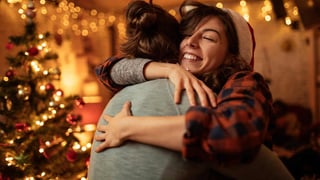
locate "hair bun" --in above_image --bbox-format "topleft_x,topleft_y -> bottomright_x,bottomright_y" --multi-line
126,1 -> 157,31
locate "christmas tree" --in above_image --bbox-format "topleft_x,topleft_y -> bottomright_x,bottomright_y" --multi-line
0,0 -> 90,179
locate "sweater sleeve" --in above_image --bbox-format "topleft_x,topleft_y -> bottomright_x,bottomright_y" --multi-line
182,71 -> 273,165
111,58 -> 152,85
95,57 -> 152,92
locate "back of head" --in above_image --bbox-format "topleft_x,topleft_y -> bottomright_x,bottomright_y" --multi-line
121,0 -> 181,63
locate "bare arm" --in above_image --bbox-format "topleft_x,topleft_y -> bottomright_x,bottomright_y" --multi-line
94,102 -> 184,152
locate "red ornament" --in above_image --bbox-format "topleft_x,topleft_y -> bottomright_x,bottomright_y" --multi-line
15,123 -> 29,132
54,33 -> 63,46
75,97 -> 85,108
25,9 -> 36,19
86,156 -> 90,167
65,148 -> 77,162
66,114 -> 81,125
45,83 -> 55,91
27,47 -> 39,56
5,42 -> 14,50
5,69 -> 15,79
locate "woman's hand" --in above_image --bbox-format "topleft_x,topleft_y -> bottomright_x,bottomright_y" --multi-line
94,101 -> 132,152
167,64 -> 216,107
144,62 -> 216,107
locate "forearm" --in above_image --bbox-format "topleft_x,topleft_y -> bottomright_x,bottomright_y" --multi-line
143,62 -> 180,80
112,59 -> 185,85
124,115 -> 185,151
110,58 -> 152,85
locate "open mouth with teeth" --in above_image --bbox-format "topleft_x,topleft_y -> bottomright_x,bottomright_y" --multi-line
182,53 -> 202,61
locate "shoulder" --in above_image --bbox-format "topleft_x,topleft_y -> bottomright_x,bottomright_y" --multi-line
224,71 -> 268,88
221,71 -> 273,102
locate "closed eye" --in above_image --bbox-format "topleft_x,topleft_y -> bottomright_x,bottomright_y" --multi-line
203,36 -> 216,42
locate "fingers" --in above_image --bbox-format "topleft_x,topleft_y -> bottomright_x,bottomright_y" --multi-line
94,129 -> 109,152
122,101 -> 132,115
103,115 -> 111,122
185,87 -> 196,106
206,89 -> 217,107
96,125 -> 107,132
197,82 -> 217,107
186,81 -> 217,107
95,131 -> 107,141
174,83 -> 182,104
95,141 -> 109,152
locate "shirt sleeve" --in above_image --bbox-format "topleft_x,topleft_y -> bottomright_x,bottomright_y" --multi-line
95,57 -> 151,93
182,71 -> 273,165
111,58 -> 152,85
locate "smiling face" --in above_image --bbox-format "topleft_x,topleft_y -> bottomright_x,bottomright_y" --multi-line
179,16 -> 228,75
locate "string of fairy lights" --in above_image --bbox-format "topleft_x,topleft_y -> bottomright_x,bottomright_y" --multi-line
5,0 -> 315,39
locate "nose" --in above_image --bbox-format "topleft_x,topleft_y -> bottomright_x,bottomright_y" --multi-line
186,35 -> 198,48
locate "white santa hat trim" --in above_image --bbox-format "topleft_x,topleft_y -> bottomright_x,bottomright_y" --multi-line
223,8 -> 255,68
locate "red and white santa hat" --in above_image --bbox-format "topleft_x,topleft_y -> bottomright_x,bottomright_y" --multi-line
223,8 -> 256,68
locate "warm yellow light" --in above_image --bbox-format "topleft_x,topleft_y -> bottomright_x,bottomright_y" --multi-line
68,2 -> 75,8
90,9 -> 98,16
244,15 -> 249,22
216,2 -> 223,8
168,9 -> 176,16
73,142 -> 81,150
43,70 -> 49,75
31,60 -> 42,72
108,15 -> 116,23
40,7 -> 47,15
240,0 -> 247,7
285,16 -> 292,25
81,146 -> 87,151
42,114 -> 48,121
5,157 -> 13,162
81,29 -> 89,36
36,120 -> 44,126
98,19 -> 106,26
3,76 -> 9,82
265,15 -> 272,22
57,28 -> 64,35
7,0 -> 22,3
38,34 -> 44,39
59,103 -> 65,109
48,101 -> 55,106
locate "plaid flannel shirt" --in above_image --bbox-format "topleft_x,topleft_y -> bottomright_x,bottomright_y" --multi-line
183,71 -> 273,165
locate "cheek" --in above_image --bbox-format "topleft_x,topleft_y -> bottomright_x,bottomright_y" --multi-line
179,40 -> 187,51
203,52 -> 224,72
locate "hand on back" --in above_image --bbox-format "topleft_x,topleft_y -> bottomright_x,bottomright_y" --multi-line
167,64 -> 217,107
